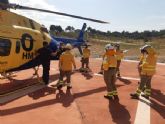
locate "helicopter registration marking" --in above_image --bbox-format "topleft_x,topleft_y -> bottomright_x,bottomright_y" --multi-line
22,52 -> 34,60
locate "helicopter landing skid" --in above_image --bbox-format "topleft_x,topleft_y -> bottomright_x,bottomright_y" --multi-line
0,72 -> 16,80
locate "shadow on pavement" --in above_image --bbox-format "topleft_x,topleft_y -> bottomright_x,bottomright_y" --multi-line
117,77 -> 132,85
138,88 -> 165,119
1,83 -> 124,116
109,100 -> 131,124
28,87 -> 56,100
0,73 -> 60,95
80,72 -> 93,80
56,89 -> 74,107
1,89 -> 74,116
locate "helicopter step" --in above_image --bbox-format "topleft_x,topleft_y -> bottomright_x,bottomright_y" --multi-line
0,72 -> 17,80
0,82 -> 45,104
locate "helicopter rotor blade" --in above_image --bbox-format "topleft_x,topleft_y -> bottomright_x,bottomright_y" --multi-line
2,3 -> 109,24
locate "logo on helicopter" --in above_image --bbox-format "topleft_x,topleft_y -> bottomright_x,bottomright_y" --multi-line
21,33 -> 34,60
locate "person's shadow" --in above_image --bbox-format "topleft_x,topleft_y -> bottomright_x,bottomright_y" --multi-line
109,100 -> 131,124
28,87 -> 56,100
117,77 -> 132,85
139,88 -> 165,119
151,89 -> 165,105
56,89 -> 74,107
79,68 -> 93,80
81,72 -> 93,80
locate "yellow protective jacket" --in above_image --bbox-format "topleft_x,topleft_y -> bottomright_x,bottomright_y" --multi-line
139,54 -> 145,62
140,54 -> 157,76
83,48 -> 90,58
116,50 -> 124,60
59,51 -> 76,71
102,53 -> 117,70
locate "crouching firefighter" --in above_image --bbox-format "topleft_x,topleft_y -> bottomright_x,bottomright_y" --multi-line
103,44 -> 119,100
130,45 -> 157,99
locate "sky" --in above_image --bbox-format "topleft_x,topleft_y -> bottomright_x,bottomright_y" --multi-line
9,0 -> 165,32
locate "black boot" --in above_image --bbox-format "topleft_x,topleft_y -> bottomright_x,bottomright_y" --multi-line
113,95 -> 119,100
117,73 -> 121,77
141,94 -> 149,99
130,93 -> 139,99
104,95 -> 113,100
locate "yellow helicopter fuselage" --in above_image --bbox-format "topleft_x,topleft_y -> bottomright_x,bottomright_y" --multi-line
0,10 -> 52,73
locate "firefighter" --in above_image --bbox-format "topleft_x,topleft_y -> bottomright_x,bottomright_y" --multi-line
115,43 -> 124,77
80,44 -> 91,72
57,43 -> 76,89
130,45 -> 157,99
103,44 -> 119,100
138,46 -> 147,77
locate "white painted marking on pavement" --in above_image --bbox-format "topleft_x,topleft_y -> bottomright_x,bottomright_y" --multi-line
119,76 -> 140,81
124,60 -> 165,65
134,95 -> 151,124
94,58 -> 165,65
94,73 -> 103,76
94,73 -> 140,81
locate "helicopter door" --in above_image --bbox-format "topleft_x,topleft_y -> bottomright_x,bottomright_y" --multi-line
0,38 -> 11,72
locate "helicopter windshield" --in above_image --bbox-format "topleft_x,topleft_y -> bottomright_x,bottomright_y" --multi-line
0,38 -> 11,56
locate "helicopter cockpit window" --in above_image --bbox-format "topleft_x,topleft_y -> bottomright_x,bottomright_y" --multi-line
16,41 -> 21,53
0,38 -> 11,56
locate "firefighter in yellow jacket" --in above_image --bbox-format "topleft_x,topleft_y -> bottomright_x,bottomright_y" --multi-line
138,47 -> 147,77
115,43 -> 124,77
57,43 -> 76,89
80,44 -> 91,71
130,45 -> 157,99
103,44 -> 119,100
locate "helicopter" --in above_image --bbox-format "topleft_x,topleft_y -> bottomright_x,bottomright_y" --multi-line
0,0 -> 108,79
50,23 -> 87,55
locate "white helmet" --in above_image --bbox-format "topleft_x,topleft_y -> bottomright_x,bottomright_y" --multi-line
140,45 -> 151,50
105,44 -> 114,50
65,43 -> 72,50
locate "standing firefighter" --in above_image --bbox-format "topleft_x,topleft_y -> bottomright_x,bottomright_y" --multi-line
103,44 -> 119,100
57,43 -> 76,89
130,45 -> 157,99
138,47 -> 147,77
115,43 -> 124,77
80,44 -> 91,72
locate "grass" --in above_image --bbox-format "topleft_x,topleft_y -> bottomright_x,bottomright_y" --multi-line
86,38 -> 165,63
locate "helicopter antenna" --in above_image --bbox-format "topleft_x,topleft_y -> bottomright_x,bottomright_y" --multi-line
0,2 -> 109,24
